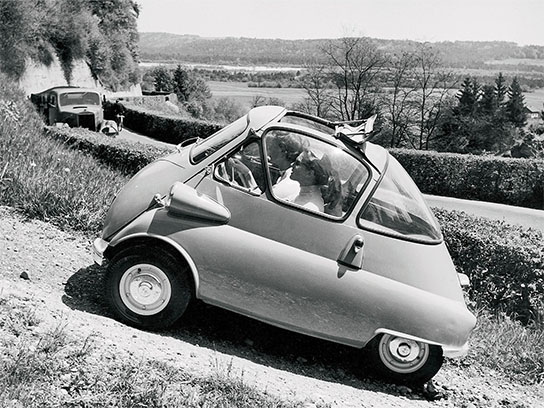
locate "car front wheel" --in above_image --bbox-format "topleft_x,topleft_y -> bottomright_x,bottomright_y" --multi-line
367,334 -> 443,385
105,247 -> 192,330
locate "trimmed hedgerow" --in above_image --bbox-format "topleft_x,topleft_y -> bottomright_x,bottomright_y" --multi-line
103,102 -> 223,145
390,148 -> 544,210
434,208 -> 544,324
46,126 -> 174,175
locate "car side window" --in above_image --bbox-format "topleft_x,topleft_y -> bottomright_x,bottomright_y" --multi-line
264,130 -> 369,218
214,141 -> 264,195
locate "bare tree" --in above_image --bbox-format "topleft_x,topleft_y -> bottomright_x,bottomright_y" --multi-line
386,52 -> 419,147
413,44 -> 458,149
300,62 -> 333,118
322,37 -> 387,121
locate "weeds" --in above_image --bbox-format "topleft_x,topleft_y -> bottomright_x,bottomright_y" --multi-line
464,312 -> 544,384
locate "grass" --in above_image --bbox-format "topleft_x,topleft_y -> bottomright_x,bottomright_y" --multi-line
460,311 -> 544,385
0,294 -> 322,408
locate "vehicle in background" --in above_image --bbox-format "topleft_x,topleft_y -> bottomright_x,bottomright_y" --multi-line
30,86 -> 104,131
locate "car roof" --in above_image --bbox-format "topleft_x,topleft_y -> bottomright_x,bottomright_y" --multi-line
246,106 -> 388,172
38,86 -> 101,95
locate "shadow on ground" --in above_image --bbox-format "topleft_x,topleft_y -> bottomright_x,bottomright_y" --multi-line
63,264 -> 436,401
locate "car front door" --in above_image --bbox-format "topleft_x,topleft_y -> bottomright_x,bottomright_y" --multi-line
191,132 -> 379,345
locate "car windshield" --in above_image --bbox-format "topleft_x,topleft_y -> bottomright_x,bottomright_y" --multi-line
359,156 -> 442,243
191,115 -> 249,163
59,92 -> 100,106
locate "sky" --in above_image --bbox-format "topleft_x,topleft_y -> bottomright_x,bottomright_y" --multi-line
135,0 -> 544,46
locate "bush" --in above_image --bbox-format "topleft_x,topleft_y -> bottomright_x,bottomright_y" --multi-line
434,208 -> 544,324
391,148 -> 544,210
46,126 -> 174,175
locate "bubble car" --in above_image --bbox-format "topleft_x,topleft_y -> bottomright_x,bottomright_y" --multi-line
92,106 -> 476,384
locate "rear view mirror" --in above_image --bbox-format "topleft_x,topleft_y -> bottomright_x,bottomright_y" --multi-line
166,182 -> 230,224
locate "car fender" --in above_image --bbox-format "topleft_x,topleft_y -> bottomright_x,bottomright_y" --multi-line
372,328 -> 469,358
106,210 -> 201,295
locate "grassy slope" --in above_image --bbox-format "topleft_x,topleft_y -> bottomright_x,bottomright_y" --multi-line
0,78 -> 129,232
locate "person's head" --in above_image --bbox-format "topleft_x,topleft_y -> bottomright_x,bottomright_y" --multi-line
291,150 -> 330,186
267,133 -> 305,171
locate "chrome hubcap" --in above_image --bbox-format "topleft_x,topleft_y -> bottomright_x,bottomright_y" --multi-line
119,264 -> 171,316
378,334 -> 430,373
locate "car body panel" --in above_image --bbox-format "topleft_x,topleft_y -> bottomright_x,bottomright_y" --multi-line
102,204 -> 475,351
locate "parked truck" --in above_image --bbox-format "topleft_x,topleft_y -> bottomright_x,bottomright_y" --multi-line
30,86 -> 104,131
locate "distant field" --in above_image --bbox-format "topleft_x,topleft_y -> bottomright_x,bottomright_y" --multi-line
487,58 -> 544,66
208,81 -> 306,109
209,80 -> 544,113
524,87 -> 544,111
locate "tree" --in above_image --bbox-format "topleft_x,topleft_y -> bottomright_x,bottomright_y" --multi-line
152,66 -> 173,92
385,52 -> 418,147
478,84 -> 496,116
322,37 -> 386,121
0,0 -> 56,78
300,62 -> 333,118
505,77 -> 527,128
494,72 -> 508,109
456,77 -> 480,117
413,44 -> 458,150
0,0 -> 140,88
172,65 -> 190,102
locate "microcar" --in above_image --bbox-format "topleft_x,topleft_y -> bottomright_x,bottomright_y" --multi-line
92,106 -> 476,384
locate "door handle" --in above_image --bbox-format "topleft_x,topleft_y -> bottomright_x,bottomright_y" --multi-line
353,237 -> 364,253
337,234 -> 365,269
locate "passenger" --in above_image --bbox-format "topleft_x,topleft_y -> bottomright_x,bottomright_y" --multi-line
266,133 -> 306,200
289,150 -> 340,214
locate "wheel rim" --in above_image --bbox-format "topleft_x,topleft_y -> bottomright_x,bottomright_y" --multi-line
378,334 -> 430,374
119,263 -> 172,316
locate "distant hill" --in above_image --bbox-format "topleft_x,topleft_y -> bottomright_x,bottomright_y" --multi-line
139,32 -> 544,72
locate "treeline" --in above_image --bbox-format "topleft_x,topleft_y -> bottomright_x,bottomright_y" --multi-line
141,38 -> 544,157
139,33 -> 544,73
0,0 -> 140,90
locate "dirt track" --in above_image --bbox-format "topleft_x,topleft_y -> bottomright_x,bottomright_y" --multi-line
1,205 -> 542,407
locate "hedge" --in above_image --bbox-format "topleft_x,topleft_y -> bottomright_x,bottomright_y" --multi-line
45,126 -> 173,175
103,104 -> 544,210
390,148 -> 544,210
103,101 -> 222,145
435,208 -> 544,324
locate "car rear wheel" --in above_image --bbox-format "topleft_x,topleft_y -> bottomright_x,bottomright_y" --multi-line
367,334 -> 443,385
105,246 -> 192,330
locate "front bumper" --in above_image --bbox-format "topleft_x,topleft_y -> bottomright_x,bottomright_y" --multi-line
92,238 -> 108,265
442,341 -> 470,358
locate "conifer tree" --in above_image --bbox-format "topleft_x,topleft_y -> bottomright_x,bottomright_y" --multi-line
456,77 -> 480,116
505,77 -> 527,128
478,85 -> 496,116
494,72 -> 508,108
173,65 -> 190,102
